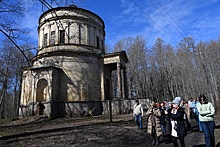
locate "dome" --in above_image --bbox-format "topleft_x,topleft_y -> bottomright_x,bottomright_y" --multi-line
69,4 -> 78,8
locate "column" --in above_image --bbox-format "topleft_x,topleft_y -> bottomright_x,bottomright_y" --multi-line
117,63 -> 122,114
68,22 -> 70,43
123,69 -> 128,99
117,62 -> 122,98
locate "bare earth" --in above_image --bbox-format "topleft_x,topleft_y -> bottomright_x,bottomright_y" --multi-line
0,114 -> 220,147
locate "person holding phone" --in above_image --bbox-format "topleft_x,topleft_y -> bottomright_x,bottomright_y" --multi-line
146,102 -> 162,145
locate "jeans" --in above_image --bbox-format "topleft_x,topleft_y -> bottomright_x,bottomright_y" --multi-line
161,124 -> 166,135
195,115 -> 202,131
134,114 -> 142,129
198,120 -> 203,131
200,121 -> 215,147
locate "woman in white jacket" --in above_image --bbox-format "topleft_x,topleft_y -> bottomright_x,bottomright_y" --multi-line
196,94 -> 215,147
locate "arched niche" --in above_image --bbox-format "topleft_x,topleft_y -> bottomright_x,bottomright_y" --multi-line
36,78 -> 48,102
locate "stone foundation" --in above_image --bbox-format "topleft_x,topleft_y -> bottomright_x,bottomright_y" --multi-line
19,98 -> 151,119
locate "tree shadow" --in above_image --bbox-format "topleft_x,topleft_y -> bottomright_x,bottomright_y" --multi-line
0,125 -> 76,141
193,142 -> 220,147
2,122 -> 143,147
192,145 -> 206,147
215,124 -> 220,129
0,120 -> 120,141
159,134 -> 172,144
190,124 -> 199,132
0,118 -> 136,141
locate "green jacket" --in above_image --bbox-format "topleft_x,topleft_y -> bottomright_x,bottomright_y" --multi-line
196,102 -> 215,122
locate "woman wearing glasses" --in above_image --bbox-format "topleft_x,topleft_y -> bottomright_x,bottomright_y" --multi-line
196,94 -> 215,147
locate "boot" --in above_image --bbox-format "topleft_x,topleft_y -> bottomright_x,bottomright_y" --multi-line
151,136 -> 155,145
155,135 -> 159,145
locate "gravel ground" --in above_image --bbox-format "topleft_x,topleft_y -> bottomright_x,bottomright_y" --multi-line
0,114 -> 219,147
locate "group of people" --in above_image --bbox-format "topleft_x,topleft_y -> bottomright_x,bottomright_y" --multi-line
133,94 -> 216,147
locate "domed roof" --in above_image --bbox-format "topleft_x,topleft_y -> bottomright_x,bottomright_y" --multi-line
69,4 -> 78,8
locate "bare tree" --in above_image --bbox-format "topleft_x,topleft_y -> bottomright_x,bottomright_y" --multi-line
0,0 -> 28,41
113,36 -> 147,99
0,39 -> 34,118
207,39 -> 220,109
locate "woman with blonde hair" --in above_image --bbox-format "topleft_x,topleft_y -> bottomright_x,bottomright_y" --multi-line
146,102 -> 162,146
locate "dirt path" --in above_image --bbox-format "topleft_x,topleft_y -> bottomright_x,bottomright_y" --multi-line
0,114 -> 219,147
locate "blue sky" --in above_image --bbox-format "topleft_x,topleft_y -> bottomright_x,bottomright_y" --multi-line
21,0 -> 220,50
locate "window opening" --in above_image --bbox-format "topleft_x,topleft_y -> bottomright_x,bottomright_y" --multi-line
60,30 -> 65,44
96,36 -> 99,48
51,31 -> 55,45
44,33 -> 48,46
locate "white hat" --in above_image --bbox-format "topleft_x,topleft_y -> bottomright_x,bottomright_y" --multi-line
172,97 -> 182,105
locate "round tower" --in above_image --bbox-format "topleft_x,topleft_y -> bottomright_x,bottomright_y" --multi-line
35,5 -> 105,100
36,5 -> 105,55
20,5 -> 106,118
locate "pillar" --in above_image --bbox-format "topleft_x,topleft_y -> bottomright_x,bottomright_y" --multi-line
123,69 -> 128,99
117,62 -> 122,114
117,62 -> 122,98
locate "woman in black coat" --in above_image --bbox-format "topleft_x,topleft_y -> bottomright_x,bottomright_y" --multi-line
170,97 -> 186,147
160,102 -> 167,136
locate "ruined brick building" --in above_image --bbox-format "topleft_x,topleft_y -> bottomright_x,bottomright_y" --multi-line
19,5 -> 128,118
